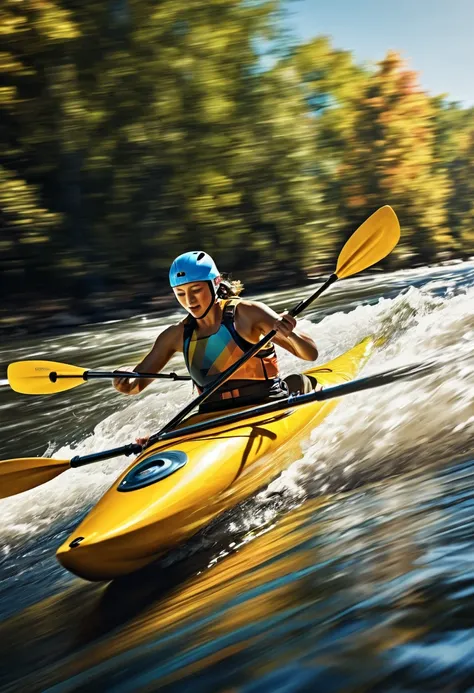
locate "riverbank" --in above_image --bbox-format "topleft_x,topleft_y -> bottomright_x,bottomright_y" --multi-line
1,256 -> 470,340
0,268 -> 318,339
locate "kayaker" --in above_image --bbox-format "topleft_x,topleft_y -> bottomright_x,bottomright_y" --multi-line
114,251 -> 320,412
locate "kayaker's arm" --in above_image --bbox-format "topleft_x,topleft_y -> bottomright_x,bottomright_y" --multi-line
235,301 -> 318,362
273,312 -> 318,361
113,324 -> 183,395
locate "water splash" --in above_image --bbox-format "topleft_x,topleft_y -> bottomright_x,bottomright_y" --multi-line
254,282 -> 473,520
1,263 -> 473,556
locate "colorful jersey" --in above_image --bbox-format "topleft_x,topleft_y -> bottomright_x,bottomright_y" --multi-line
183,299 -> 279,393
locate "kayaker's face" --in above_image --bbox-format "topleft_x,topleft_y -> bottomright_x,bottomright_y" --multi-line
173,282 -> 213,317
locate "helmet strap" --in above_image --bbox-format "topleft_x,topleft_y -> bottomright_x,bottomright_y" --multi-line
194,279 -> 219,320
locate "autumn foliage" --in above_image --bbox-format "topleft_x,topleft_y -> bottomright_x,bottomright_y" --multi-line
1,1 -> 473,322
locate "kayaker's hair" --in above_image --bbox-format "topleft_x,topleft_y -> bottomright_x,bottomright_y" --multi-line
217,274 -> 244,298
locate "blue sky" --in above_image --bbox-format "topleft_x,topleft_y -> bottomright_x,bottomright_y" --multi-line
284,0 -> 474,106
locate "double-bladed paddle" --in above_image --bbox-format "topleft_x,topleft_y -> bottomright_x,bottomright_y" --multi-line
0,358 -> 438,499
153,204 -> 400,438
7,361 -> 191,395
1,205 -> 401,498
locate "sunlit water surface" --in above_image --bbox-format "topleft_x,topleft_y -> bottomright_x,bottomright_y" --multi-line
0,261 -> 473,692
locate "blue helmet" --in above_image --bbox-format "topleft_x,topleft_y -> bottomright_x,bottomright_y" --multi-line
169,251 -> 220,288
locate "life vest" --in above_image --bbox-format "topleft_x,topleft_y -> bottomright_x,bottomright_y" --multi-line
183,298 -> 283,410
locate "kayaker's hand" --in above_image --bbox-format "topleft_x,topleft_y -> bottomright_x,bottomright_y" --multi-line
274,311 -> 297,338
113,366 -> 136,394
135,435 -> 150,446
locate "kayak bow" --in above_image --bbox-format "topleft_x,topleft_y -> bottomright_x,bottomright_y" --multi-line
57,337 -> 374,581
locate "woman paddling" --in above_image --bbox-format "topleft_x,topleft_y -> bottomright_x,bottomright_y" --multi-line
114,251 -> 320,412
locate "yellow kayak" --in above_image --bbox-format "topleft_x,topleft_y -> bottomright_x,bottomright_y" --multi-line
57,337 -> 374,581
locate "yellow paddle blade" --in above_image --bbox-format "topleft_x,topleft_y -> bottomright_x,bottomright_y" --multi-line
0,457 -> 70,498
336,205 -> 400,279
7,360 -> 86,395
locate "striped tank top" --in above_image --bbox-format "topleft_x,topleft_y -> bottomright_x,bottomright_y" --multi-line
183,299 -> 280,403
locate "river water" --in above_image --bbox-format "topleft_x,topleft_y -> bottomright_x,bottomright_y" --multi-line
0,262 -> 473,692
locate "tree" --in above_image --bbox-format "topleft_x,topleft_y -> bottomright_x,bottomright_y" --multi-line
282,36 -> 369,260
335,52 -> 455,263
431,98 -> 474,256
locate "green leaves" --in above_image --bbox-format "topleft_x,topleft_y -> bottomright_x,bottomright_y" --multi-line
1,1 -> 472,319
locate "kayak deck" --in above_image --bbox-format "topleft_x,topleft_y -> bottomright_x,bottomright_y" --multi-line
57,337 -> 374,581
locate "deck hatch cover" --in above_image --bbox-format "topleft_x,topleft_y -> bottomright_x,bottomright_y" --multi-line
118,451 -> 187,492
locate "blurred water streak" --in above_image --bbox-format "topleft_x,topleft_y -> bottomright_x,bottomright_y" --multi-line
0,261 -> 473,692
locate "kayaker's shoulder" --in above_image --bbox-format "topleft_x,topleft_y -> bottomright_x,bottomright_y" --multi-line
234,299 -> 277,319
152,322 -> 184,350
234,298 -> 265,311
159,320 -> 185,335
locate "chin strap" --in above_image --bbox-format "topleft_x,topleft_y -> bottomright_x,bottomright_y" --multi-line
193,279 -> 219,320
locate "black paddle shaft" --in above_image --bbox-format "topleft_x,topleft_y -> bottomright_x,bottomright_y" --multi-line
151,273 -> 338,440
70,443 -> 143,468
150,361 -> 435,444
67,357 -> 436,467
148,359 -> 438,445
49,370 -> 191,382
288,273 -> 338,317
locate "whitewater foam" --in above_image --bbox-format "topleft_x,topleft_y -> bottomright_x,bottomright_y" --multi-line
1,264 -> 473,550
